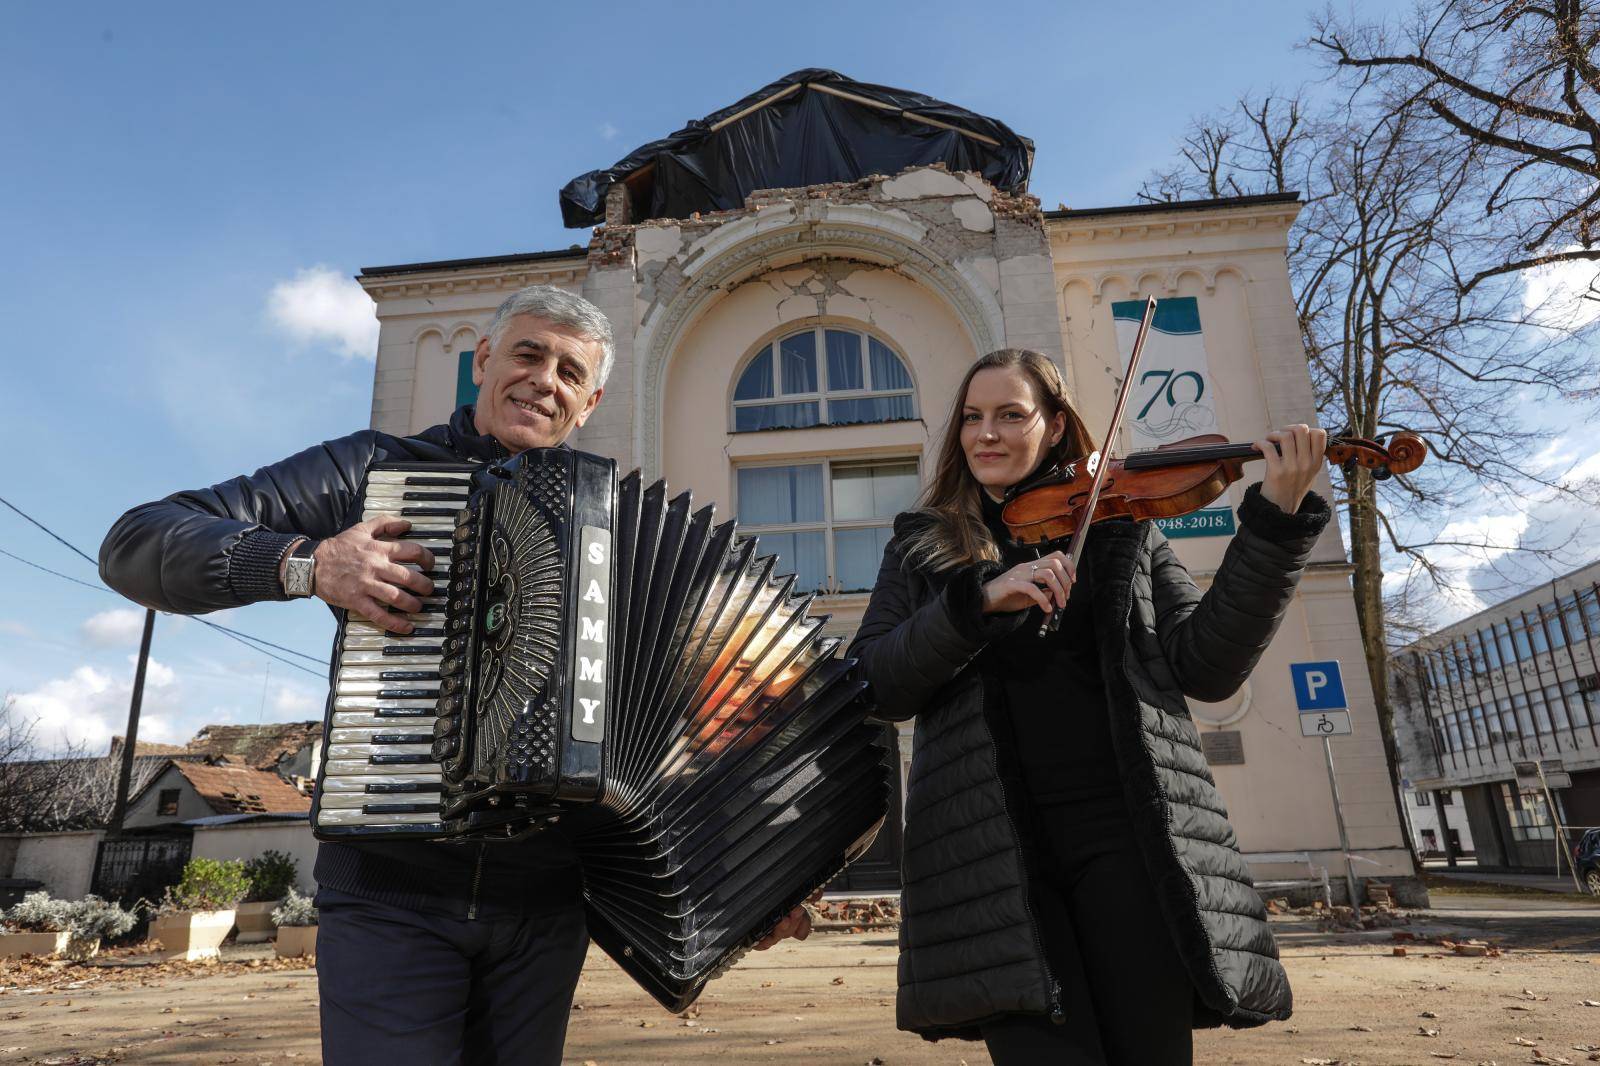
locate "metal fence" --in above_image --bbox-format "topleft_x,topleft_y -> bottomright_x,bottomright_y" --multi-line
91,833 -> 191,907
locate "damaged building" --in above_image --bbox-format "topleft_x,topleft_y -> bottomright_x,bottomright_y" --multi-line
355,70 -> 1416,899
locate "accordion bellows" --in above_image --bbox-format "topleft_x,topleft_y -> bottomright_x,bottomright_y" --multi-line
311,450 -> 890,1010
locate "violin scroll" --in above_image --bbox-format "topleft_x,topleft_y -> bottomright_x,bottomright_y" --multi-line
1325,431 -> 1425,480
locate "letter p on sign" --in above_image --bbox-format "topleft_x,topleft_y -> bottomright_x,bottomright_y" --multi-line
1290,660 -> 1348,712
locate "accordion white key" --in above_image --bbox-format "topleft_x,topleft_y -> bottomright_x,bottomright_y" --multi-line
311,450 -> 890,1010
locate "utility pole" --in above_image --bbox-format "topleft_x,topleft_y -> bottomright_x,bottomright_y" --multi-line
106,609 -> 156,835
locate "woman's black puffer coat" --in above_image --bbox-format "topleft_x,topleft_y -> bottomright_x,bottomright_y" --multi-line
847,483 -> 1329,1040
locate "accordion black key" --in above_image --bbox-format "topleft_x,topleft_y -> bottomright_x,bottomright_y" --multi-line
311,451 -> 890,1010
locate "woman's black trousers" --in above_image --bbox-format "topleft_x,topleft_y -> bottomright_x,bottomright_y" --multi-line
982,797 -> 1195,1065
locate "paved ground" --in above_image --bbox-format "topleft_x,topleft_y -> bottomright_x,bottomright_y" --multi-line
3,889 -> 1599,1065
1430,868 -> 1594,896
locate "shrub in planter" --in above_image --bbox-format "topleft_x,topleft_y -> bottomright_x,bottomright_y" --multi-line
165,858 -> 252,913
150,858 -> 250,961
0,892 -> 72,958
244,850 -> 298,903
3,891 -> 72,931
61,896 -> 137,961
271,888 -> 318,958
237,850 -> 300,943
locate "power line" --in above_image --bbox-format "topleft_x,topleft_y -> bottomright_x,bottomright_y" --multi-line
193,618 -> 325,679
0,494 -> 99,568
0,498 -> 328,678
0,546 -> 108,593
194,620 -> 326,665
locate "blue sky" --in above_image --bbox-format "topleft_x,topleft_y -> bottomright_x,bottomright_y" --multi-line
7,0 -> 1566,752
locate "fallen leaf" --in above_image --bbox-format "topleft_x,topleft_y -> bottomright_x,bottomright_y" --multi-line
1350,1024 -> 1374,1031
1420,1010 -> 1439,1018
1515,1037 -> 1540,1046
831,976 -> 845,985
1419,1027 -> 1441,1037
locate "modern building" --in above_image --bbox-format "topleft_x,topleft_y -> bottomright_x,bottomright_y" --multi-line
1391,560 -> 1600,871
354,71 -> 1417,898
1398,785 -> 1476,863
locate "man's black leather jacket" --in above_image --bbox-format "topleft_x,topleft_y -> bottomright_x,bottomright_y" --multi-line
99,406 -> 581,920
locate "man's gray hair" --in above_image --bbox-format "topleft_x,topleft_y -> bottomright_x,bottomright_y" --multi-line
487,284 -> 616,387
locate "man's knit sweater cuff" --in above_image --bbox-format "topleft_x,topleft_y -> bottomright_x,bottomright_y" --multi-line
227,529 -> 301,603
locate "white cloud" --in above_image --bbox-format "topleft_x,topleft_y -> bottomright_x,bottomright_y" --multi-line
599,122 -> 619,141
271,682 -> 323,718
80,608 -> 148,648
9,656 -> 186,753
1520,246 -> 1600,331
266,265 -> 379,360
0,620 -> 33,638
1382,435 -> 1600,628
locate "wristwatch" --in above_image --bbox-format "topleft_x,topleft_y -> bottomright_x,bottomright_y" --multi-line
282,539 -> 318,598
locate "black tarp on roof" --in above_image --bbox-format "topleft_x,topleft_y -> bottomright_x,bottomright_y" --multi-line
559,68 -> 1033,228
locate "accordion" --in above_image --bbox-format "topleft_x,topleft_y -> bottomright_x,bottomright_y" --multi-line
310,451 -> 890,1010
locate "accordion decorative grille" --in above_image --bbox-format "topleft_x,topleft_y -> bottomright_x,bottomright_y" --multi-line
473,481 -> 564,781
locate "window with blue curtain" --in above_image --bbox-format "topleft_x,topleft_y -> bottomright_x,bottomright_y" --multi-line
731,326 -> 916,432
735,458 -> 919,594
456,351 -> 479,407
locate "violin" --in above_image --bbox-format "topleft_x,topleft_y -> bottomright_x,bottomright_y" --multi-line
1000,430 -> 1426,547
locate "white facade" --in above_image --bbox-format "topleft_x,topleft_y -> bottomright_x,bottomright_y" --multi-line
358,167 -> 1416,892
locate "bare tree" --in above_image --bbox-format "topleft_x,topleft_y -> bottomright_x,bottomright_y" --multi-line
1141,84 -> 1599,870
1,696 -> 125,832
1312,0 -> 1600,295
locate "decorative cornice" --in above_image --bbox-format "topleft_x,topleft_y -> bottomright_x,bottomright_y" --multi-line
359,261 -> 588,303
1045,200 -> 1299,246
1057,262 -> 1255,303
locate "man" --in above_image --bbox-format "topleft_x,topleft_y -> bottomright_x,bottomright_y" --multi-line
100,285 -> 810,1065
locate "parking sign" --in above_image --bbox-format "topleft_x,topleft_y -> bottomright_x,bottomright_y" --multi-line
1289,660 -> 1347,712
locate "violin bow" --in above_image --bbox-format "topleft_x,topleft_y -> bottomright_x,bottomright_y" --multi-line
1039,294 -> 1158,637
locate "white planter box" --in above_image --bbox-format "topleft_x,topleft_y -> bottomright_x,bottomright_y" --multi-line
148,909 -> 236,961
234,900 -> 278,944
274,924 -> 317,958
61,935 -> 101,962
0,930 -> 69,958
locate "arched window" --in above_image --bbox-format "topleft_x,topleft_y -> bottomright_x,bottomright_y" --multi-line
731,326 -> 916,432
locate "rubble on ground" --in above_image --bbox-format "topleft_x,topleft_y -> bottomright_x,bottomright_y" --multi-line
810,898 -> 900,932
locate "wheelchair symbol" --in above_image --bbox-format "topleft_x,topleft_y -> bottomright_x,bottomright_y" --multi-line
1316,715 -> 1335,735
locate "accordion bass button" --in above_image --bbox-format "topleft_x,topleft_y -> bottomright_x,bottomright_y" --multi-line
431,736 -> 458,760
432,716 -> 458,739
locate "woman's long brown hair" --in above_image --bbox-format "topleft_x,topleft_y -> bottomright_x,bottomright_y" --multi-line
901,349 -> 1096,572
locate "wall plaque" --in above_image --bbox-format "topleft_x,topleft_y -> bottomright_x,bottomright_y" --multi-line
1200,730 -> 1245,765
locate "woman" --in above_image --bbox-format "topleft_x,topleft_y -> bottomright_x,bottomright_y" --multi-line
848,348 -> 1329,1063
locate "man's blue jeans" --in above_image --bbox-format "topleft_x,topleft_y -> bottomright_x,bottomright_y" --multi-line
315,887 -> 588,1065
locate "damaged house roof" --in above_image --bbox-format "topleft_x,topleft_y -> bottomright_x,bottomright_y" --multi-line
184,722 -> 321,772
169,760 -> 311,815
559,68 -> 1033,228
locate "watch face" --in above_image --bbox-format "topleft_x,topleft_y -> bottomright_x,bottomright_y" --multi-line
285,557 -> 314,597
